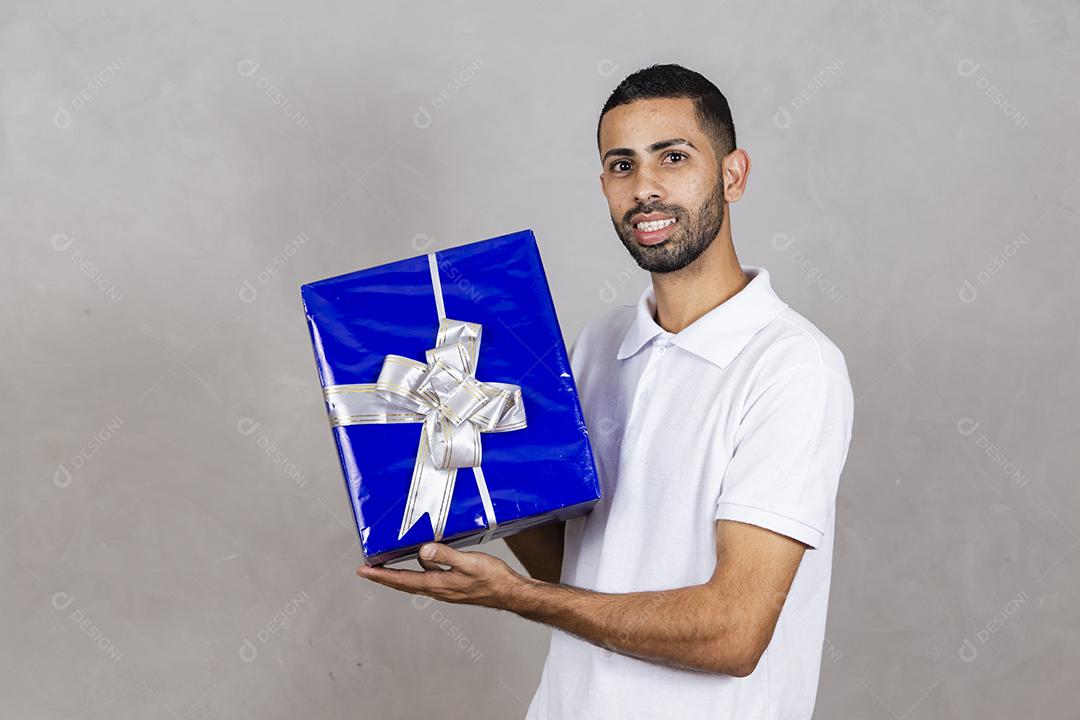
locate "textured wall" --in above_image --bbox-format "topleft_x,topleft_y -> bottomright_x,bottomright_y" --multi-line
2,1 -> 1077,717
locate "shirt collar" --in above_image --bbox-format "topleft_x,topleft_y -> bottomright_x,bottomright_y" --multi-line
616,265 -> 789,369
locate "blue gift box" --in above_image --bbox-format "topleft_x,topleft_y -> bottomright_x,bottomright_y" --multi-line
300,229 -> 601,566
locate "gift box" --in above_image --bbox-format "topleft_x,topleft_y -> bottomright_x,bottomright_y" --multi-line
300,229 -> 601,566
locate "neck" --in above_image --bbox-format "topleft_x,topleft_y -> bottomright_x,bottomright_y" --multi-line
651,226 -> 748,334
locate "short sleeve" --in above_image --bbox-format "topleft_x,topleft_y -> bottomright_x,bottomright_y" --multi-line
715,364 -> 854,549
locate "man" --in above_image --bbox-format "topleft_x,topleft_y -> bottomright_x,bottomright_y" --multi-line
358,63 -> 855,719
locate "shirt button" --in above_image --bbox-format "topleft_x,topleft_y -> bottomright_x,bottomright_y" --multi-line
656,345 -> 667,355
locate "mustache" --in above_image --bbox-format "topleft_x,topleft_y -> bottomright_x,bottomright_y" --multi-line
623,204 -> 686,225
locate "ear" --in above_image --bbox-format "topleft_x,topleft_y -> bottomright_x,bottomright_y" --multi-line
722,149 -> 751,202
598,172 -> 606,196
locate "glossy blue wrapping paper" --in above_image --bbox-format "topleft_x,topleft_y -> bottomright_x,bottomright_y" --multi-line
300,229 -> 601,566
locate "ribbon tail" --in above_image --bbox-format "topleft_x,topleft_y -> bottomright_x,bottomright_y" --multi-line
473,466 -> 498,544
397,425 -> 458,542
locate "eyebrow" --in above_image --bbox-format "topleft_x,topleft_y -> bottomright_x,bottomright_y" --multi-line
602,138 -> 698,162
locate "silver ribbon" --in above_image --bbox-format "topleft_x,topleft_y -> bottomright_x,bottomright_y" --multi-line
322,254 -> 527,543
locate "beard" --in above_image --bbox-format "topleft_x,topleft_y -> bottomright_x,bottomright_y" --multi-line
612,175 -> 726,274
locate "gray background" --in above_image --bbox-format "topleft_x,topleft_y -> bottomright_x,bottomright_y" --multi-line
3,1 -> 1077,717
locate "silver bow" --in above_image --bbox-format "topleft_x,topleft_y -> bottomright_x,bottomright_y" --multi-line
323,317 -> 527,542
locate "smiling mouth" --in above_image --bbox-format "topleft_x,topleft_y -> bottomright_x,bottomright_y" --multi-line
634,217 -> 677,232
630,216 -> 678,246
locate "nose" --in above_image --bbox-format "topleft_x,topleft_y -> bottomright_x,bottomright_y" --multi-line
632,165 -> 665,207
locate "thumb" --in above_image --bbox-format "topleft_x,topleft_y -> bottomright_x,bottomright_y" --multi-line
419,542 -> 468,569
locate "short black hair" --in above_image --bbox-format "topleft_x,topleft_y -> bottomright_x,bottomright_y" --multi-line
597,63 -> 737,162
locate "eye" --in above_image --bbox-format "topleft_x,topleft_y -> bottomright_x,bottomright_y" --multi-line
609,159 -> 632,173
664,151 -> 687,164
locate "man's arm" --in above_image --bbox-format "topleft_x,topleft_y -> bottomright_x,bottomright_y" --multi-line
358,519 -> 805,677
503,521 -> 565,584
506,520 -> 804,676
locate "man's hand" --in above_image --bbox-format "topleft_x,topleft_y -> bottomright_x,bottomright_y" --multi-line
357,543 -> 527,609
357,520 -> 805,676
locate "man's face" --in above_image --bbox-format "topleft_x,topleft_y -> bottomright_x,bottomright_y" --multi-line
598,97 -> 726,273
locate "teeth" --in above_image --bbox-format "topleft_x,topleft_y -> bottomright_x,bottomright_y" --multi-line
636,217 -> 676,231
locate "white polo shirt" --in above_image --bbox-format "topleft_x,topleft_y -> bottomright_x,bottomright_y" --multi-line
525,265 -> 854,720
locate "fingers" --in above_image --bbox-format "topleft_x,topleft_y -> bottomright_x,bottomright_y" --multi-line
359,565 -> 449,594
356,544 -> 486,597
